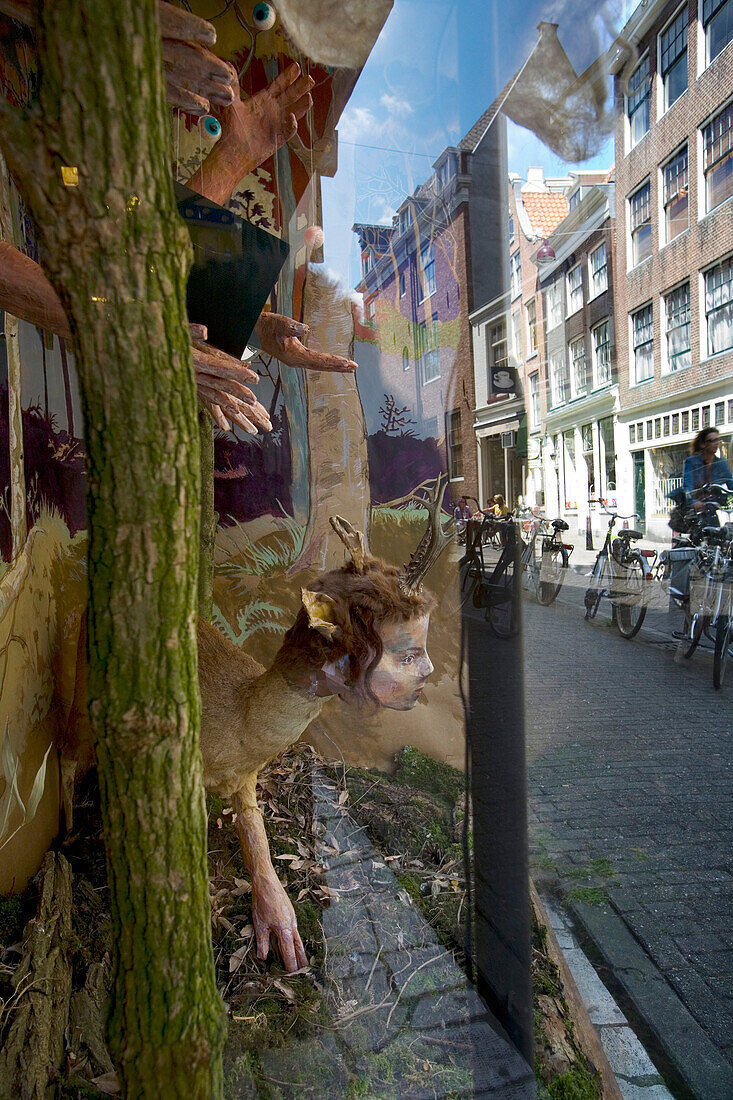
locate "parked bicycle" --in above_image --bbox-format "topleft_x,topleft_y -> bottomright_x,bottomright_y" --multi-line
517,507 -> 573,606
584,502 -> 656,639
660,485 -> 733,688
458,515 -> 520,638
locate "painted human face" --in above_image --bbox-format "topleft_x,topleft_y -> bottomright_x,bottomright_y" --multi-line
369,616 -> 434,710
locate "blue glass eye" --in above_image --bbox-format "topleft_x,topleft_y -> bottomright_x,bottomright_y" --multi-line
203,116 -> 221,138
252,3 -> 276,31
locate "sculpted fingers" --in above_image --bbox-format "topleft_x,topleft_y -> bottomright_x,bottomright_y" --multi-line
285,340 -> 358,373
158,0 -> 217,46
268,62 -> 302,96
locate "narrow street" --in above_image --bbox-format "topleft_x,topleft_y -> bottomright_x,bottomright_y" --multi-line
521,566 -> 733,1097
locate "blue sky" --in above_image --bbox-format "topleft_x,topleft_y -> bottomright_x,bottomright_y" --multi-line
321,0 -> 638,288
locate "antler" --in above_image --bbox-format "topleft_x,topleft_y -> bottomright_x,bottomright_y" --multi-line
329,515 -> 366,573
401,474 -> 455,593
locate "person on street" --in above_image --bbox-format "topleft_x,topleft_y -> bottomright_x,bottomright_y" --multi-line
683,429 -> 733,517
453,496 -> 472,544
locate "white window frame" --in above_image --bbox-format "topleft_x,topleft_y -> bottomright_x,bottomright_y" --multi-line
701,254 -> 733,359
569,336 -> 588,398
566,264 -> 583,316
418,241 -> 436,302
399,270 -> 406,298
526,298 -> 538,357
549,349 -> 568,408
592,319 -> 612,387
699,0 -> 733,72
544,281 -> 562,331
662,281 -> 691,373
630,303 -> 655,385
660,143 -> 689,245
629,179 -> 652,268
446,408 -> 463,481
511,309 -> 522,362
658,4 -> 688,116
699,98 -> 733,218
588,242 -> 608,298
510,250 -> 522,300
529,371 -> 540,429
625,52 -> 651,152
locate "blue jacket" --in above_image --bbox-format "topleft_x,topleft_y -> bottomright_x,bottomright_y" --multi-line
682,453 -> 733,493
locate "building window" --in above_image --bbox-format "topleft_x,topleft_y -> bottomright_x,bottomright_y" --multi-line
703,103 -> 733,213
646,420 -> 653,439
512,310 -> 522,360
672,413 -> 680,434
510,251 -> 522,299
508,213 -> 515,244
446,409 -> 463,479
705,256 -> 733,355
702,405 -> 711,427
364,250 -> 373,273
437,155 -> 456,192
664,282 -> 691,371
550,349 -> 568,407
663,415 -> 670,434
655,418 -> 662,438
402,346 -> 410,371
682,410 -> 689,431
526,298 -> 538,354
398,205 -> 413,235
365,298 -> 375,323
570,337 -> 589,397
568,188 -> 581,211
529,371 -> 540,428
627,55 -> 650,147
630,424 -> 636,444
589,242 -> 608,296
567,264 -> 583,314
399,270 -> 406,298
703,0 -> 733,65
632,303 -> 654,383
592,320 -> 612,386
716,401 -> 725,425
488,319 -> 506,382
692,407 -> 700,430
544,281 -> 562,330
419,241 -> 436,300
660,8 -> 688,111
662,145 -> 688,242
416,317 -> 440,382
629,181 -> 652,266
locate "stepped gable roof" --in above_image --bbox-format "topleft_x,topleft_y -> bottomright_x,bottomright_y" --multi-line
521,193 -> 568,235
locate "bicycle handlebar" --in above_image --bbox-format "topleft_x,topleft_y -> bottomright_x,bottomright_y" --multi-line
588,500 -> 640,521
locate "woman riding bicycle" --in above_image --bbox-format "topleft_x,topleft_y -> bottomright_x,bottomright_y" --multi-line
683,428 -> 733,521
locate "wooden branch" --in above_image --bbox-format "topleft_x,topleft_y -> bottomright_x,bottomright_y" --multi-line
0,853 -> 74,1098
0,241 -> 71,339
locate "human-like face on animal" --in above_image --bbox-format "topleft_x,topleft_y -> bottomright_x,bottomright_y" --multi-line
369,616 -> 434,710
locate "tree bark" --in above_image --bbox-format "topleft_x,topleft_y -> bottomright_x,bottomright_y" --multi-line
0,151 -> 27,558
0,2 -> 225,1095
198,407 -> 216,620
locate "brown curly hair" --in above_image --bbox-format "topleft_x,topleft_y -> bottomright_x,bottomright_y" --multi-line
272,555 -> 435,704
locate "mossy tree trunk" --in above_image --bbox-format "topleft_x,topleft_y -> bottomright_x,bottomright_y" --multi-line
0,2 -> 225,1095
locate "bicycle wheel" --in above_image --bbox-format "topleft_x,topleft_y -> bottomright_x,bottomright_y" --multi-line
487,559 -> 520,639
457,559 -> 480,611
615,557 -> 647,639
584,555 -> 609,620
713,615 -> 731,690
678,606 -> 707,659
537,543 -> 569,606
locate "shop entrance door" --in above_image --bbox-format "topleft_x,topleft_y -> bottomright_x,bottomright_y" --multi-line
633,451 -> 646,530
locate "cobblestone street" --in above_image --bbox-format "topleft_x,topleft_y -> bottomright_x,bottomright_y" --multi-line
523,569 -> 733,1097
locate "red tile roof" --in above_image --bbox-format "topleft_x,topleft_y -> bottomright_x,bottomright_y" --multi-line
521,193 -> 568,235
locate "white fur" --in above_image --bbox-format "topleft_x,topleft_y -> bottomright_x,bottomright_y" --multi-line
275,0 -> 392,69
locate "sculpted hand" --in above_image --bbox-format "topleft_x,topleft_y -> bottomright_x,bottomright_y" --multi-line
196,64 -> 314,205
254,313 -> 357,373
0,0 -> 238,116
252,872 -> 308,973
189,323 -> 271,435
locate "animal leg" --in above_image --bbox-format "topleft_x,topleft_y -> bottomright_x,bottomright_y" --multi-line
232,775 -> 308,973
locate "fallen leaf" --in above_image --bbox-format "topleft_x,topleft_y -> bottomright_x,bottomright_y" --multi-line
90,1073 -> 119,1095
338,790 -> 348,805
272,978 -> 296,1002
229,945 -> 250,974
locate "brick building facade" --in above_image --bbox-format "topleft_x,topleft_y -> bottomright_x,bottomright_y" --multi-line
611,0 -> 733,537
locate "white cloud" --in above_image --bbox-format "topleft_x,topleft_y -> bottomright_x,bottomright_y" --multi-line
380,93 -> 413,117
338,106 -> 381,142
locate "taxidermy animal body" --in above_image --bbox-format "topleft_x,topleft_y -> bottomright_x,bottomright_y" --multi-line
65,503 -> 451,972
